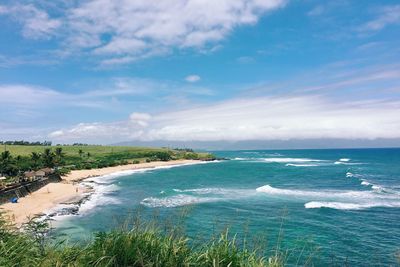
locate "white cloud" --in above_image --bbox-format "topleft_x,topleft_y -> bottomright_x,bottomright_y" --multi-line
0,4 -> 61,39
0,84 -> 62,104
359,5 -> 400,32
0,0 -> 286,64
307,5 -> 324,17
48,96 -> 400,143
130,112 -> 152,127
185,75 -> 201,83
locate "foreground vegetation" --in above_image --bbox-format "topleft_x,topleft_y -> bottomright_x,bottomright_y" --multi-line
0,213 -> 285,267
0,144 -> 215,182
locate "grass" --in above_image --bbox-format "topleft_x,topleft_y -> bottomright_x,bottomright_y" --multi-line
0,213 -> 287,267
3,145 -> 175,157
0,145 -> 215,180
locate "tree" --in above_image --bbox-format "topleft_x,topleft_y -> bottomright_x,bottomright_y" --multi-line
54,147 -> 64,166
42,148 -> 55,168
0,151 -> 18,176
31,152 -> 41,169
78,149 -> 84,158
0,151 -> 12,175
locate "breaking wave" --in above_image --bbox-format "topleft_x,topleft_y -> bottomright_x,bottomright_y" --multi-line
286,163 -> 319,167
305,201 -> 400,210
256,184 -> 400,210
141,187 -> 256,208
141,195 -> 220,208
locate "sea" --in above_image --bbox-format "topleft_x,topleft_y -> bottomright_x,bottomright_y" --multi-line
50,148 -> 400,266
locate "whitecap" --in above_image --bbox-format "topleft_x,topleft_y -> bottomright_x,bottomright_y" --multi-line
346,172 -> 354,178
305,201 -> 400,210
305,201 -> 366,210
143,187 -> 256,208
257,184 -> 400,210
361,180 -> 371,186
339,158 -> 351,162
141,195 -> 219,208
263,158 -> 325,163
286,163 -> 319,167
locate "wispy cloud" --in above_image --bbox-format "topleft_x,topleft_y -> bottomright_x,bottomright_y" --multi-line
185,75 -> 201,83
358,4 -> 400,33
48,95 -> 400,143
0,4 -> 61,39
0,0 -> 287,65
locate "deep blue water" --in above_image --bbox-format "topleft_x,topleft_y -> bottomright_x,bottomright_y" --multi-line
53,148 -> 400,265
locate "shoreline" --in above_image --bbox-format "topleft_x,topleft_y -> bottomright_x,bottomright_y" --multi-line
0,159 -> 201,226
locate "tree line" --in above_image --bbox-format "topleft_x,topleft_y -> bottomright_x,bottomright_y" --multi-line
0,141 -> 52,146
0,148 -> 64,177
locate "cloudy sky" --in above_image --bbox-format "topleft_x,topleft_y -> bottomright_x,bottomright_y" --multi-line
0,0 -> 399,148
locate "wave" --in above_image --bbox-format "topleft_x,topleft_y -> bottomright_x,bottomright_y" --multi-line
286,163 -> 319,167
305,201 -> 400,210
339,158 -> 351,162
79,183 -> 121,214
256,184 -> 400,210
334,161 -> 363,165
263,158 -> 325,163
141,195 -> 219,208
361,180 -> 371,186
142,187 -> 256,208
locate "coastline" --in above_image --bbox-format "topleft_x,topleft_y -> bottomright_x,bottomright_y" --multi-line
0,159 -> 200,226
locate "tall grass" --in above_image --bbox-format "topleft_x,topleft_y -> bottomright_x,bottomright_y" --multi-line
0,212 -> 289,267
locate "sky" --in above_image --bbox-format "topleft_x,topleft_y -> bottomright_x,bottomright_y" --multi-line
0,0 -> 400,148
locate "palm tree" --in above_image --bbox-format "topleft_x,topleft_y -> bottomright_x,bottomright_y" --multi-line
31,152 -> 41,169
55,147 -> 64,166
0,151 -> 12,175
43,148 -> 55,168
1,151 -> 11,162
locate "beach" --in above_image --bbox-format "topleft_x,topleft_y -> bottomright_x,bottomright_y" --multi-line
0,159 -> 198,226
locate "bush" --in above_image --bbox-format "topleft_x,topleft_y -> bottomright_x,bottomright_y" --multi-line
0,214 -> 285,267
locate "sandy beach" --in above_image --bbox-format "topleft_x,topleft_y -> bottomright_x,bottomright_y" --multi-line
0,159 -> 198,226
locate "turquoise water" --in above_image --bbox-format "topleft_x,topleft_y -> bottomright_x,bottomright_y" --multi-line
53,148 -> 400,265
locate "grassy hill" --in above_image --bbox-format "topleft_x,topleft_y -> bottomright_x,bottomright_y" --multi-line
3,145 -> 170,157
0,145 -> 215,180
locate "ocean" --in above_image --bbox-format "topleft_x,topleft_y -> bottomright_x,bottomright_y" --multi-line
51,148 -> 400,265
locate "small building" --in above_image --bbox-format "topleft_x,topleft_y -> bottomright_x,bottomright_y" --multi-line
0,176 -> 6,188
35,170 -> 46,179
40,168 -> 54,175
24,171 -> 36,181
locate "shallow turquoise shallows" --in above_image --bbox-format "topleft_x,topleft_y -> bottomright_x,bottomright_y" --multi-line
52,148 -> 400,265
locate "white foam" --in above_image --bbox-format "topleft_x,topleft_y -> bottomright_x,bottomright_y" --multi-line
257,184 -> 400,210
346,172 -> 354,178
305,201 -> 366,210
78,184 -> 121,214
339,158 -> 351,162
334,161 -> 363,165
305,201 -> 400,210
361,180 -> 371,186
141,194 -> 219,208
143,187 -> 256,208
63,161 -> 218,214
256,184 -> 400,199
173,188 -> 239,194
286,163 -> 319,167
263,158 -> 324,163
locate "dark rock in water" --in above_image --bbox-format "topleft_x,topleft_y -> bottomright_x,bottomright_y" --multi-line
48,205 -> 80,217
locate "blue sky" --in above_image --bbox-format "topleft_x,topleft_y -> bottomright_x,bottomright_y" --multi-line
0,0 -> 399,146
